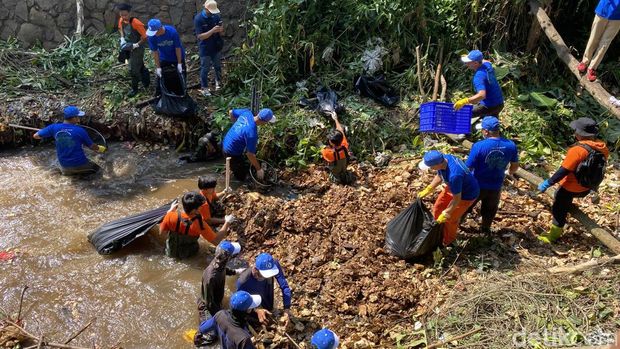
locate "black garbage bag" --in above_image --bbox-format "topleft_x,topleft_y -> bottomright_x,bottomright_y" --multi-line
88,202 -> 173,255
154,68 -> 196,118
299,86 -> 345,116
354,75 -> 400,107
385,199 -> 443,259
316,86 -> 345,115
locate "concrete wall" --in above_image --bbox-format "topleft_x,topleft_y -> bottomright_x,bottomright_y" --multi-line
1,0 -> 249,50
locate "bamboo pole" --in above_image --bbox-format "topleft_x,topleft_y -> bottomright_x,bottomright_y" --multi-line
447,136 -> 620,255
529,0 -> 620,120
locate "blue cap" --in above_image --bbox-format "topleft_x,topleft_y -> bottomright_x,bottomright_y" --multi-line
257,108 -> 276,123
476,116 -> 500,131
146,18 -> 162,36
419,150 -> 445,171
230,291 -> 261,311
255,252 -> 279,278
461,49 -> 484,63
311,328 -> 339,349
63,106 -> 85,119
217,240 -> 241,255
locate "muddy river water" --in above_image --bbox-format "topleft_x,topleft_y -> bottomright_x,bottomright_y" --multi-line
1,143 -> 237,348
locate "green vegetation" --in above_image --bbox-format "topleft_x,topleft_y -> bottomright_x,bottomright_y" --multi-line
0,0 -> 617,169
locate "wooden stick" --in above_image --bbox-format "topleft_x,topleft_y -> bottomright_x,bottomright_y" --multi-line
17,285 -> 29,321
529,0 -> 620,120
5,320 -> 91,349
548,254 -> 620,274
415,45 -> 426,100
283,332 -> 302,349
64,318 -> 95,344
9,124 -> 41,132
440,74 -> 447,102
426,328 -> 482,349
225,157 -> 232,192
432,43 -> 444,101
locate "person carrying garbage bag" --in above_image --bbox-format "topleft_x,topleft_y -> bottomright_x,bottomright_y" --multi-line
321,112 -> 354,185
418,150 -> 480,245
194,240 -> 242,347
159,192 -> 234,259
537,118 -> 609,243
116,3 -> 150,97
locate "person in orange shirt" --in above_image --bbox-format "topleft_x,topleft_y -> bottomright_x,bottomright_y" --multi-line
321,112 -> 354,184
116,3 -> 150,97
538,118 -> 609,243
160,192 -> 234,259
197,175 -> 227,225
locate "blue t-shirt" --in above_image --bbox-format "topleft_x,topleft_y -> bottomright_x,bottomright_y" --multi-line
596,0 -> 620,19
148,25 -> 186,63
438,154 -> 480,200
37,123 -> 94,168
222,109 -> 258,156
194,10 -> 222,57
472,62 -> 504,108
236,261 -> 292,311
466,137 -> 519,190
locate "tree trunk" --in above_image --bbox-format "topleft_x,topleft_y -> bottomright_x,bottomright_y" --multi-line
529,0 -> 620,120
75,0 -> 84,37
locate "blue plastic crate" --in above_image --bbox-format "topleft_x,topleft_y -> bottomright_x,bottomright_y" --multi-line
419,101 -> 473,134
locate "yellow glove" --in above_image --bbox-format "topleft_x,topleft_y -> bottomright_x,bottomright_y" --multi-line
437,211 -> 450,223
418,185 -> 434,198
453,97 -> 470,110
97,145 -> 107,153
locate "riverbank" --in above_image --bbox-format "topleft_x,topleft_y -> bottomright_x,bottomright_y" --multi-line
4,150 -> 617,348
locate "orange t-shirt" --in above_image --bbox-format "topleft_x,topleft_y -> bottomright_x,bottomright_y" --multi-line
559,140 -> 609,193
198,190 -> 218,220
159,210 -> 216,242
321,135 -> 349,162
118,17 -> 147,39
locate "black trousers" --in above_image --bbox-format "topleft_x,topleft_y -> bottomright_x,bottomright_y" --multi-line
224,153 -> 248,181
552,187 -> 589,227
467,189 -> 502,229
473,103 -> 504,118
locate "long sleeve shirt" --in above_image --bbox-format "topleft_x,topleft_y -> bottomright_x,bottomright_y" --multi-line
236,261 -> 292,311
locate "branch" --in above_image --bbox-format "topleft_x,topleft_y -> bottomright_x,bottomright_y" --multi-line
415,45 -> 426,100
427,328 -> 482,349
529,0 -> 620,120
548,254 -> 620,274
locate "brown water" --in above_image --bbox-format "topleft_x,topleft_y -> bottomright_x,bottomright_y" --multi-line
0,143 -> 236,348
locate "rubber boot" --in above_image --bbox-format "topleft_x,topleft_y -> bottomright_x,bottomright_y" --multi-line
538,224 -> 563,244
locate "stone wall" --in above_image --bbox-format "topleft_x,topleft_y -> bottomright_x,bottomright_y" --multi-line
1,0 -> 249,50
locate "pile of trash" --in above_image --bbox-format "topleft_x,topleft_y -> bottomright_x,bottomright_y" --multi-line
220,159 -> 619,347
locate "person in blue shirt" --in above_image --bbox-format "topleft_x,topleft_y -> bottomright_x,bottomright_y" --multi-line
236,253 -> 292,328
311,328 -> 339,349
198,290 -> 261,349
222,108 -> 276,181
418,150 -> 480,245
453,50 -> 505,121
146,18 -> 186,97
577,0 -> 620,81
194,0 -> 224,97
33,106 -> 106,175
465,117 -> 519,234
